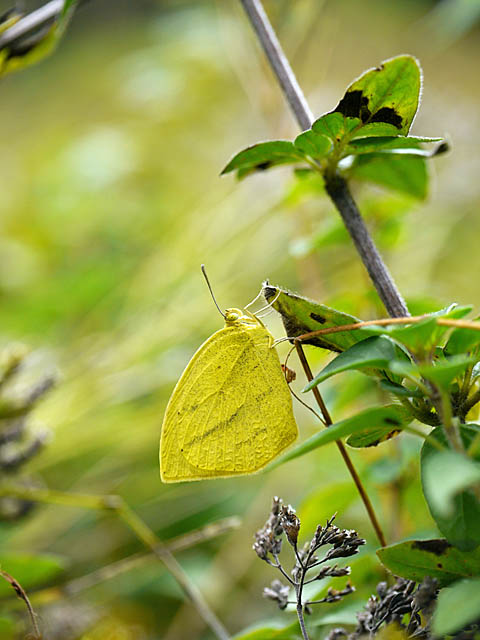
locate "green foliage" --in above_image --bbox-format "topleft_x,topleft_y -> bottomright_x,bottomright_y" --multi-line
303,336 -> 398,389
232,624 -> 301,640
222,55 -> 446,200
221,141 -> 304,178
432,577 -> 480,635
332,55 -> 421,136
348,154 -> 430,200
377,539 -> 480,586
263,285 -> 374,352
272,406 -> 409,467
422,450 -> 480,518
421,425 -> 480,550
294,130 -> 332,159
366,305 -> 472,353
1,3 -> 479,638
444,323 -> 480,356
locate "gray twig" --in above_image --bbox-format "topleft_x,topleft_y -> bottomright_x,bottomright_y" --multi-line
325,175 -> 409,317
239,0 -> 313,131
238,0 -> 410,318
0,0 -> 64,49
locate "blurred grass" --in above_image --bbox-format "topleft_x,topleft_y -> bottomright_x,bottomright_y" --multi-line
0,0 -> 479,638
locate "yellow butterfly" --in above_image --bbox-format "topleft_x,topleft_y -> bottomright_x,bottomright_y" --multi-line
160,274 -> 298,483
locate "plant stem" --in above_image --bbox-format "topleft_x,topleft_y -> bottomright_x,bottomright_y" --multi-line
1,570 -> 41,639
295,342 -> 387,548
239,0 -> 409,319
0,484 -> 230,640
239,0 -> 313,131
438,389 -> 464,454
324,175 -> 409,318
463,386 -> 480,416
296,598 -> 310,640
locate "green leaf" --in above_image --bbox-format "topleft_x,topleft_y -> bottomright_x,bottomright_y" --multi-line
365,305 -> 473,354
0,553 -> 66,597
311,112 -> 360,144
294,130 -> 331,159
271,406 -> 408,467
445,324 -> 480,357
349,153 -> 429,199
377,539 -> 480,587
221,141 -> 304,177
379,380 -> 423,398
346,136 -> 446,156
351,122 -> 405,138
304,336 -> 397,390
332,55 -> 422,136
263,284 -> 376,353
232,623 -> 301,640
346,419 -> 408,448
432,578 -> 480,635
390,354 -> 477,390
422,450 -> 480,518
421,425 -> 480,550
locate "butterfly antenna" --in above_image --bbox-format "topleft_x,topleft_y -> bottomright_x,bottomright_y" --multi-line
201,265 -> 226,318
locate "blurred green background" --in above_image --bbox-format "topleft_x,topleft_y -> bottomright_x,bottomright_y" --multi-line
0,0 -> 479,638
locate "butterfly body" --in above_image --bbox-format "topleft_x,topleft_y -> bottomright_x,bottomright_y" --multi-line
160,308 -> 298,482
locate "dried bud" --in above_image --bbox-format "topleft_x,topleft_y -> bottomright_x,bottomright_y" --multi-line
324,583 -> 355,603
263,579 -> 290,610
324,528 -> 365,560
280,504 -> 300,546
281,364 -> 296,383
326,628 -> 348,640
412,576 -> 438,612
315,565 -> 351,580
310,582 -> 355,606
253,497 -> 285,561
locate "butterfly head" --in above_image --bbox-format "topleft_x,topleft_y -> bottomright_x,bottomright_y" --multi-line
224,308 -> 257,327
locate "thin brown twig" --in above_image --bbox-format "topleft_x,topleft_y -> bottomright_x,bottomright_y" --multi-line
1,570 -> 41,639
295,342 -> 387,548
292,315 -> 480,343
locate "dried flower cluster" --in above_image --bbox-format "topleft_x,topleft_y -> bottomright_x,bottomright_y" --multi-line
327,576 -> 439,640
0,346 -> 54,520
254,497 -> 365,640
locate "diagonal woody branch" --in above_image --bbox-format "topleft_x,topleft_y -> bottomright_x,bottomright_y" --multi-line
239,0 -> 409,319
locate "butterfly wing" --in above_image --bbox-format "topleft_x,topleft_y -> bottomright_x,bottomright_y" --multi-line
160,322 -> 297,482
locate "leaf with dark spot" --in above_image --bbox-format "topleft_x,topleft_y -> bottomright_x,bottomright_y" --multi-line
332,55 -> 422,136
378,539 -> 480,586
412,539 -> 451,555
263,284 -> 376,353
